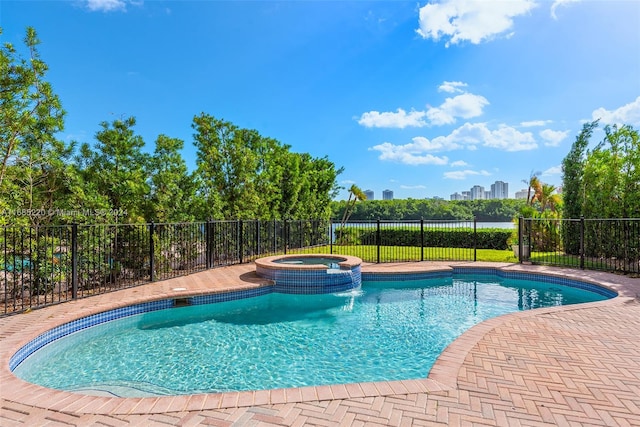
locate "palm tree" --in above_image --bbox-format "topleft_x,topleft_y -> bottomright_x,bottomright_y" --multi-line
522,171 -> 542,206
340,184 -> 367,227
539,183 -> 561,212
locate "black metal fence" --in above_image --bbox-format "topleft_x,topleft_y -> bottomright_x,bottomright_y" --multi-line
517,217 -> 640,274
330,219 -> 480,262
2,218 -> 638,315
1,220 -> 330,315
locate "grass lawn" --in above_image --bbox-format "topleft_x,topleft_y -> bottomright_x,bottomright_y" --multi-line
291,245 -> 520,263
289,246 -> 614,271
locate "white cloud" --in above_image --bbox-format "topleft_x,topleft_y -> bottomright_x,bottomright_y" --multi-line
416,0 -> 537,47
551,0 -> 581,20
520,120 -> 552,127
443,169 -> 491,180
368,142 -> 449,165
426,93 -> 489,125
450,160 -> 468,167
410,136 -> 463,152
400,185 -> 427,190
542,165 -> 562,176
449,122 -> 538,151
85,0 -> 127,12
357,109 -> 427,128
438,81 -> 468,93
481,124 -> 538,151
591,96 -> 640,126
368,122 -> 538,166
358,87 -> 488,128
539,129 -> 569,146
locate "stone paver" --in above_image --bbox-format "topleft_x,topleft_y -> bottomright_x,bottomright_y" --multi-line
1,262 -> 639,426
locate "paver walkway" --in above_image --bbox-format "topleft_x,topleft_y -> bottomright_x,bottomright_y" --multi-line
1,262 -> 639,426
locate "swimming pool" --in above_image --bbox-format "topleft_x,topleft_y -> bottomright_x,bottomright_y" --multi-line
11,270 -> 614,398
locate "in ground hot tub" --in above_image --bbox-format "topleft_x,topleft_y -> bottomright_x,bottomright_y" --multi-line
255,254 -> 362,294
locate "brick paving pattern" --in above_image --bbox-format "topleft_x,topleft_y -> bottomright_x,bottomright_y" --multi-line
1,263 -> 639,426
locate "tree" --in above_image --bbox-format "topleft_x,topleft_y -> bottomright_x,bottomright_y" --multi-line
193,114 -> 342,220
295,154 -> 342,220
0,27 -> 69,226
192,114 -> 262,219
582,124 -> 640,218
562,120 -> 598,220
79,116 -> 150,222
146,134 -> 197,222
522,171 -> 542,206
538,183 -> 561,213
340,184 -> 367,226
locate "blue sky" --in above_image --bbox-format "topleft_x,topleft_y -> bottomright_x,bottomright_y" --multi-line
2,0 -> 639,200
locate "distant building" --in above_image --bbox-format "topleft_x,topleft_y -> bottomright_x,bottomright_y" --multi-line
382,189 -> 393,200
462,191 -> 471,200
470,185 -> 485,200
450,192 -> 464,200
515,189 -> 529,199
364,189 -> 374,200
490,181 -> 509,199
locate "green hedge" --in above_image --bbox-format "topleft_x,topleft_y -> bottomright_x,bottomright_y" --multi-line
336,227 -> 511,249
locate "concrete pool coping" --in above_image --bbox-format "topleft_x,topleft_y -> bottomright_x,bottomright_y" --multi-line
1,261 -> 639,425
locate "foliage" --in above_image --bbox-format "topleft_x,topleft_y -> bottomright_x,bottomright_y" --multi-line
78,117 -> 150,223
561,121 -> 640,256
0,27 -> 73,227
330,198 -> 525,222
335,226 -> 511,250
582,124 -> 640,218
339,184 -> 366,227
562,120 -> 640,219
145,135 -> 198,222
192,114 -> 342,221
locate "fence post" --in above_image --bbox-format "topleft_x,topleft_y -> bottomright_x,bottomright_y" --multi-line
518,217 -> 523,263
149,222 -> 155,282
256,220 -> 260,257
473,216 -> 477,262
420,218 -> 424,261
330,220 -> 333,254
205,219 -> 212,269
71,223 -> 78,299
300,220 -> 303,249
376,219 -> 381,264
273,219 -> 277,254
284,219 -> 288,254
238,220 -> 243,264
580,216 -> 585,269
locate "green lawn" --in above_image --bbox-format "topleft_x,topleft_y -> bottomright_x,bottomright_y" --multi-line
288,245 -> 613,271
291,245 -> 520,263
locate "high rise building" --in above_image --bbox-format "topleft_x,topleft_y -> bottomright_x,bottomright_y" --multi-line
450,192 -> 464,200
364,189 -> 374,200
382,189 -> 393,200
515,189 -> 529,199
470,185 -> 485,200
491,181 -> 509,199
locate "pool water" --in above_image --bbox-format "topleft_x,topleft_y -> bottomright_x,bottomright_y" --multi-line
13,275 -> 609,397
273,256 -> 345,268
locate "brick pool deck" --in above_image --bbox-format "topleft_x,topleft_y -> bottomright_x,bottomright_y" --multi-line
1,262 -> 639,426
